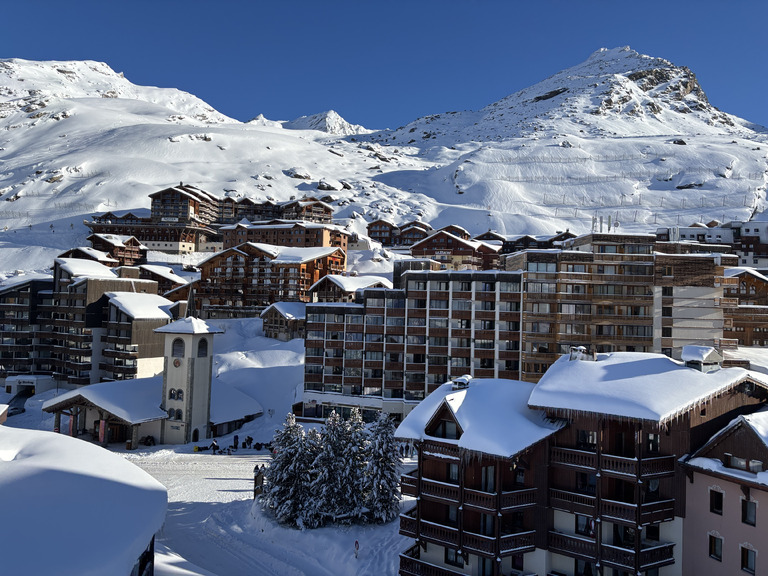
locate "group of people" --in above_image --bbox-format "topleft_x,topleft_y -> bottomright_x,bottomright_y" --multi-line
206,435 -> 257,454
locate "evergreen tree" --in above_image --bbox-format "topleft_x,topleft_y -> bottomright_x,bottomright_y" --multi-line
364,412 -> 402,523
338,407 -> 368,521
261,413 -> 310,527
298,427 -> 323,529
310,410 -> 347,522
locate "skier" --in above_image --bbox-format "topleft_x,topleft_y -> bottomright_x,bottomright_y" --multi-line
209,438 -> 219,453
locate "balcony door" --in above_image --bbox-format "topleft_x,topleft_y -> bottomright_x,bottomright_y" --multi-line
481,465 -> 495,493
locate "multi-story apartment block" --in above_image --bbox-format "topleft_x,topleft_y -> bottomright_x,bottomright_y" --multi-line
100,292 -> 176,381
309,274 -> 392,303
186,242 -> 346,318
302,271 -> 523,421
219,220 -> 350,252
504,234 -> 737,380
0,274 -> 54,378
396,348 -> 768,576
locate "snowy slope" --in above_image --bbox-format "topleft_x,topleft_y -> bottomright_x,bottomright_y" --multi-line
0,48 -> 766,275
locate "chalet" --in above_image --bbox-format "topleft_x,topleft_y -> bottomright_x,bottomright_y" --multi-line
219,219 -> 350,252
87,233 -> 148,266
193,243 -> 346,317
437,224 -> 471,241
137,264 -> 188,295
367,218 -> 399,246
395,348 -> 768,576
308,274 -> 392,302
260,302 -> 306,341
398,221 -> 433,246
57,246 -> 119,267
410,231 -> 500,270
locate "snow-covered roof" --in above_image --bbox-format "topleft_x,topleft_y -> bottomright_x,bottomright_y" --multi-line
55,257 -> 118,279
62,246 -> 119,263
245,242 -> 342,264
680,345 -> 723,364
90,233 -> 148,250
0,272 -> 53,291
309,274 -> 392,292
723,267 -> 768,283
0,425 -> 166,576
412,230 -> 500,253
210,381 -> 263,424
139,264 -> 188,285
260,301 -> 306,321
42,376 -> 169,424
106,291 -> 175,320
529,351 -> 766,424
155,317 -> 224,335
395,378 -> 563,458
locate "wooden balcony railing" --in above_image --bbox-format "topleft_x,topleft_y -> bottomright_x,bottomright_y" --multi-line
401,474 -> 418,498
550,447 -> 597,470
421,478 -> 460,503
463,531 -> 495,555
422,442 -> 460,460
501,487 -> 537,510
500,530 -> 536,555
419,519 -> 459,548
399,544 -> 468,576
399,507 -> 417,538
601,498 -> 676,525
601,541 -> 675,571
549,489 -> 596,516
464,488 -> 494,510
548,531 -> 597,560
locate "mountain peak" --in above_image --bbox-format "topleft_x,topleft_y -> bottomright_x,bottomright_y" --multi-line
283,110 -> 371,135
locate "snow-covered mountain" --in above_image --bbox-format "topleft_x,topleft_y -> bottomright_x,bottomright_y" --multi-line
0,48 -> 766,274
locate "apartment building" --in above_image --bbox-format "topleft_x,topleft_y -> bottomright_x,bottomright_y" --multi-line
504,234 -> 736,380
87,234 -> 148,267
410,230 -> 500,271
220,220 -> 350,252
395,348 -> 768,576
302,271 -> 523,421
189,242 -> 346,318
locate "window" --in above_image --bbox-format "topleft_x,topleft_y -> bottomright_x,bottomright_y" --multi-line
447,463 -> 459,484
169,389 -> 177,400
662,307 -> 672,317
741,546 -> 756,574
575,514 -> 595,537
447,505 -> 458,527
662,327 -> 672,338
444,548 -> 463,568
662,286 -> 673,297
646,433 -> 660,454
175,409 -> 183,420
709,534 -> 722,561
197,338 -> 208,357
743,499 -> 757,526
710,489 -> 723,515
176,389 -> 183,401
172,338 -> 185,357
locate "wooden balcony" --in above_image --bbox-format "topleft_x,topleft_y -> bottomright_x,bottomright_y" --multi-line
548,531 -> 597,560
421,478 -> 459,503
500,530 -> 536,555
549,489 -> 596,516
400,507 -> 418,538
602,542 -> 675,572
463,531 -> 495,556
422,442 -> 460,460
502,487 -> 537,510
399,544 -> 467,576
601,498 -> 676,525
550,447 -> 597,470
551,448 -> 675,479
400,473 -> 418,498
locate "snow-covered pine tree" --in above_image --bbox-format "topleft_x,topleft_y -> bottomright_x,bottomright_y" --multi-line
364,412 -> 402,523
298,426 -> 323,529
338,407 -> 368,522
261,413 -> 310,527
310,410 -> 347,523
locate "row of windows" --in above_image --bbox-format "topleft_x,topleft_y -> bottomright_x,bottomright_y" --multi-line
709,534 -> 756,573
171,338 -> 209,358
710,489 -> 757,526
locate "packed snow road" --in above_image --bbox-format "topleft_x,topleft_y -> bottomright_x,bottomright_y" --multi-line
128,449 -> 409,576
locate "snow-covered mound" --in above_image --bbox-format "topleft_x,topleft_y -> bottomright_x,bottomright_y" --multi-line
0,49 -> 766,274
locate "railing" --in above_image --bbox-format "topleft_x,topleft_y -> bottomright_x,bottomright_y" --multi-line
399,544 -> 468,576
502,487 -> 537,510
400,474 -> 418,497
464,488 -> 495,510
548,531 -> 597,559
419,519 -> 459,548
640,455 -> 676,477
639,542 -> 675,569
550,447 -> 597,469
399,508 -> 417,538
500,530 -> 536,554
602,544 -> 635,569
421,478 -> 460,503
601,454 -> 637,477
549,489 -> 596,516
463,531 -> 495,555
422,442 -> 460,460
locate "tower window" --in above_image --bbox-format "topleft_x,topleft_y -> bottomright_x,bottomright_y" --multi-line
197,338 -> 208,357
172,338 -> 185,358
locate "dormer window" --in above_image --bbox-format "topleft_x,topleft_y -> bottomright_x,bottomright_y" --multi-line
434,420 -> 459,440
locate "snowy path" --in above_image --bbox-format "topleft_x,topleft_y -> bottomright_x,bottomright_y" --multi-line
129,449 -> 411,576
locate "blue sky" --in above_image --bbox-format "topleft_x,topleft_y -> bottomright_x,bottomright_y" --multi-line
3,1 -> 766,129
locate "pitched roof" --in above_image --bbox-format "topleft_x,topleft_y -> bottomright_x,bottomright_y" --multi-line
309,274 -> 392,293
395,378 -> 563,458
260,301 -> 306,321
155,317 -> 224,335
106,292 -> 175,320
529,351 -> 768,424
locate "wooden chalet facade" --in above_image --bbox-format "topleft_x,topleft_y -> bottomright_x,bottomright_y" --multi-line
220,220 -> 349,252
191,242 -> 346,317
260,302 -> 306,342
396,350 -> 768,576
410,231 -> 500,271
87,234 -> 148,267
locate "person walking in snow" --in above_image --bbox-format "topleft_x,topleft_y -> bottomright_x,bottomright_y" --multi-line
233,434 -> 239,450
209,438 -> 219,453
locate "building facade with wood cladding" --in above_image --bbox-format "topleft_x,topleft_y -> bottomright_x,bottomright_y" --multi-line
395,349 -> 768,576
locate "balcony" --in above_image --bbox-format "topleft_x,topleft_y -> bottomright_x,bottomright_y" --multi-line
601,498 -> 676,525
549,489 -> 596,516
421,478 -> 459,503
401,473 -> 418,497
550,447 -> 675,479
602,541 -> 675,572
548,531 -> 596,560
399,544 -> 467,576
